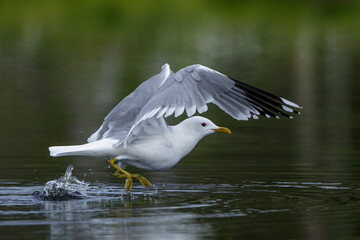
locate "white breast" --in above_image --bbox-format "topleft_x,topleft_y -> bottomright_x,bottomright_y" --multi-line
119,126 -> 200,171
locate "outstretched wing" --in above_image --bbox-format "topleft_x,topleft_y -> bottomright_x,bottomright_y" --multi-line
124,64 -> 301,146
87,64 -> 172,143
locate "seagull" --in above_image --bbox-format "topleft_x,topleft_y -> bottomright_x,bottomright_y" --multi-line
49,64 -> 301,192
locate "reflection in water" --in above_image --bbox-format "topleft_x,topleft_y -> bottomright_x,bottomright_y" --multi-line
323,30 -> 351,171
1,180 -> 359,239
42,187 -> 214,240
294,28 -> 327,240
294,27 -> 355,240
294,27 -> 318,169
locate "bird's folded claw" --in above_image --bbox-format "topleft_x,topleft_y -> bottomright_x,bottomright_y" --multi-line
125,177 -> 133,193
137,175 -> 152,187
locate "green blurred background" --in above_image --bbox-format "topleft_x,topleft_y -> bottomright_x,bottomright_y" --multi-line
1,0 -> 359,175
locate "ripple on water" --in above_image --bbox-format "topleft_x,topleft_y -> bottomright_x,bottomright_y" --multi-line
0,166 -> 358,228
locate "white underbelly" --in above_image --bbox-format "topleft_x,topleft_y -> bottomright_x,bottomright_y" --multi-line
119,139 -> 181,171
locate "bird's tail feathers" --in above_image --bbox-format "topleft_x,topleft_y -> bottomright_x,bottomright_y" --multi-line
49,139 -> 118,157
49,145 -> 89,157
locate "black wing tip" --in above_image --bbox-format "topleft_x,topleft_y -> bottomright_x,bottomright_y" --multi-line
229,76 -> 302,115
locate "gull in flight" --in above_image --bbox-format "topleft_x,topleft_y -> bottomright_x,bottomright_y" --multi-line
49,64 -> 301,192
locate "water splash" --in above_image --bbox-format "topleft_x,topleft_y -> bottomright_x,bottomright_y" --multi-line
33,165 -> 93,201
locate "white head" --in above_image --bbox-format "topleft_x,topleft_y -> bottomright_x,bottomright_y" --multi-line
178,116 -> 231,141
169,116 -> 231,165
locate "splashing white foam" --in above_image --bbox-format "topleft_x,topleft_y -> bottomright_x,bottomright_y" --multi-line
34,165 -> 96,200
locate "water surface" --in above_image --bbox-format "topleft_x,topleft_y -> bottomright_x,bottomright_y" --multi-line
1,174 -> 359,239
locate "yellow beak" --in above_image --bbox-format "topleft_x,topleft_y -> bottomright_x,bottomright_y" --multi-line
213,126 -> 231,134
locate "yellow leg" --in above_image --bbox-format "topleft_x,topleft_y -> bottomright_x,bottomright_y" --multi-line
109,159 -> 152,193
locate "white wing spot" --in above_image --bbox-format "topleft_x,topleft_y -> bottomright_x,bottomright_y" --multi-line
280,97 -> 301,108
282,105 -> 294,112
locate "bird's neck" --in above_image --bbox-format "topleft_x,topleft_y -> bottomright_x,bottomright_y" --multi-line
169,124 -> 204,159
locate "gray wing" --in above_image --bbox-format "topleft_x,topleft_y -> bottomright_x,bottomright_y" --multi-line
124,64 -> 302,146
87,64 -> 172,143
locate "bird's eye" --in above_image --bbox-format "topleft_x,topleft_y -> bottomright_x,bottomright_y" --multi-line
201,123 -> 206,127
